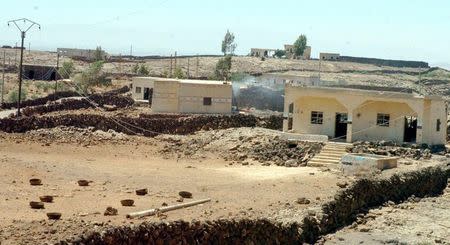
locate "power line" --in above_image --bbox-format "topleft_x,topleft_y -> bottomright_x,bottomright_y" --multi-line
7,18 -> 41,116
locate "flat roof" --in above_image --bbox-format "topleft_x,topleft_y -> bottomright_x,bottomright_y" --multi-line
134,77 -> 231,85
287,84 -> 444,101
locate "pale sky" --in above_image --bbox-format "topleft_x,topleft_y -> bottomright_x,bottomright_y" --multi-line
1,0 -> 449,68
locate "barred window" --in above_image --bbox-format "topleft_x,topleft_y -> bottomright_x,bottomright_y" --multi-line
376,113 -> 390,127
311,111 -> 323,124
135,87 -> 141,93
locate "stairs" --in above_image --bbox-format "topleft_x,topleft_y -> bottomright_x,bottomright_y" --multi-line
308,142 -> 352,167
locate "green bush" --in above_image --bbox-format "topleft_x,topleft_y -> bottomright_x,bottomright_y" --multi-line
8,88 -> 27,103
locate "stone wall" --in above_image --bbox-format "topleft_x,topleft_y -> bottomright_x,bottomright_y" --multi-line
68,165 -> 449,244
0,114 -> 283,136
340,56 -> 429,68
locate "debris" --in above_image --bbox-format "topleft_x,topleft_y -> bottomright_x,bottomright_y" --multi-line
29,178 -> 42,186
336,181 -> 348,188
295,197 -> 311,205
30,201 -> 45,209
120,199 -> 134,207
104,207 -> 118,216
39,196 -> 53,203
77,180 -> 89,187
126,198 -> 211,219
46,212 -> 62,220
135,189 -> 148,196
179,191 -> 193,199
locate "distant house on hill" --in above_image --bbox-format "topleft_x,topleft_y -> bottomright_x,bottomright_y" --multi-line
57,48 -> 109,61
284,45 -> 311,60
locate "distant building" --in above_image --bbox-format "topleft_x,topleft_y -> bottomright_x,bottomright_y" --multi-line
250,48 -> 277,58
132,77 -> 232,114
57,48 -> 109,61
258,73 -> 320,86
22,64 -> 60,81
319,52 -> 340,61
284,45 -> 311,60
284,85 -> 447,145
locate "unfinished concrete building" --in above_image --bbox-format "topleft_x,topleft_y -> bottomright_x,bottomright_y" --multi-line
133,77 -> 232,114
250,48 -> 277,58
284,45 -> 311,59
22,64 -> 60,81
283,85 -> 447,145
57,48 -> 109,61
320,52 -> 340,61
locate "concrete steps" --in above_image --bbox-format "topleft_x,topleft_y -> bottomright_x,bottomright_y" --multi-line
308,142 -> 351,167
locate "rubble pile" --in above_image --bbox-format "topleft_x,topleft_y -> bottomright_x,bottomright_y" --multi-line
348,141 -> 449,160
21,94 -> 134,116
24,126 -> 128,145
0,114 -> 283,136
159,127 -> 323,166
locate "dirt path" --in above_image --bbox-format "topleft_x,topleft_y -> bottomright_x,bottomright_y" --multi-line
0,136 -> 339,244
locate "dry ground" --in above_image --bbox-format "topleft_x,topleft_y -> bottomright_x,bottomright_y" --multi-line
0,131 -> 340,244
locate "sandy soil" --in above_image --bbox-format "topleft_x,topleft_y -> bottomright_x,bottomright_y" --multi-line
0,132 -> 340,244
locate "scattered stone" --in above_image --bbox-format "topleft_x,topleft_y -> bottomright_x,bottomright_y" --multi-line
336,181 -> 348,188
295,197 -> 311,205
179,191 -> 193,198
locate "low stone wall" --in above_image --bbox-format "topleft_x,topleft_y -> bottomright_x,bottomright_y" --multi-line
0,114 -> 283,136
68,165 -> 449,244
349,141 -> 449,159
340,56 -> 429,68
21,94 -> 134,116
0,85 -> 130,110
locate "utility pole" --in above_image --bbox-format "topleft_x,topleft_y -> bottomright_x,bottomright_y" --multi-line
55,51 -> 60,93
1,50 -> 5,104
14,42 -> 17,66
187,58 -> 190,78
169,54 -> 173,77
196,54 -> 199,78
130,45 -> 133,57
28,42 -> 31,55
8,18 -> 41,116
318,58 -> 322,81
174,51 -> 177,69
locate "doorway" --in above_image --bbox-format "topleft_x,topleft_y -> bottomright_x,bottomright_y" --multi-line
143,87 -> 150,100
28,70 -> 35,79
403,116 -> 417,142
335,113 -> 348,140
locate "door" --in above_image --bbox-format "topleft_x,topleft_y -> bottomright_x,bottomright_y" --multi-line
335,113 -> 348,140
143,88 -> 150,100
403,116 -> 417,142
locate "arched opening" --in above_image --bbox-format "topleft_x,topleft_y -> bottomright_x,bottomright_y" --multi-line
50,72 -> 56,80
28,70 -> 35,79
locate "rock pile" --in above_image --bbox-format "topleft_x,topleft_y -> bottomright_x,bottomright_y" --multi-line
159,127 -> 323,167
25,126 -> 128,145
347,141 -> 449,160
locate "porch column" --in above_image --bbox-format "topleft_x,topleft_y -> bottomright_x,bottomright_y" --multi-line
346,111 -> 353,143
416,117 -> 423,144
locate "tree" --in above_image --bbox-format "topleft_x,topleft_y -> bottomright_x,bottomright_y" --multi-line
138,64 -> 150,76
221,30 -> 237,55
76,61 -> 109,93
58,61 -> 75,79
293,34 -> 307,58
274,49 -> 286,58
132,63 -> 139,74
173,67 -> 185,79
214,55 -> 232,80
94,46 -> 104,61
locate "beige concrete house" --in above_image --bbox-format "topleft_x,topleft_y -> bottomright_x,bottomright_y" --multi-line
258,73 -> 320,86
320,52 -> 340,61
284,45 -> 311,59
132,77 -> 155,101
283,85 -> 447,145
149,78 -> 232,114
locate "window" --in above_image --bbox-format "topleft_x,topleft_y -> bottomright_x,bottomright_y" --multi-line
135,87 -> 141,93
288,103 -> 294,113
436,119 -> 441,132
311,111 -> 323,124
377,113 -> 390,127
203,97 -> 212,106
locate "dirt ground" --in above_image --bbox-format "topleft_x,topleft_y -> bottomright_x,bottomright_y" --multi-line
0,131 -> 340,244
